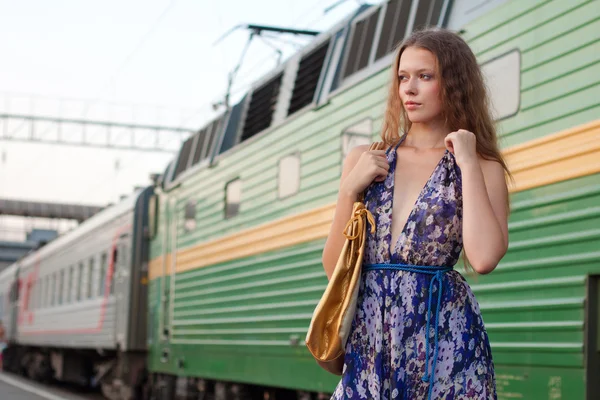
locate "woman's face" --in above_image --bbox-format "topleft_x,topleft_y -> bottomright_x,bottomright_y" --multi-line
398,47 -> 443,124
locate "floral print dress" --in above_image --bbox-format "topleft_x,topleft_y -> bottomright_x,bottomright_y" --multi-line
332,137 -> 496,400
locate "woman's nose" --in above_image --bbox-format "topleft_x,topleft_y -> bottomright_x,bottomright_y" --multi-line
403,78 -> 417,96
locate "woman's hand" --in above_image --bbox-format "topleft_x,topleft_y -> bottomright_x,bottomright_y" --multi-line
444,129 -> 478,168
340,149 -> 389,197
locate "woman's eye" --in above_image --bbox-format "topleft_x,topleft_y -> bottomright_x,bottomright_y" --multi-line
398,75 -> 407,81
421,74 -> 432,80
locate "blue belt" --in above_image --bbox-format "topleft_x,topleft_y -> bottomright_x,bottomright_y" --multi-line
363,263 -> 452,400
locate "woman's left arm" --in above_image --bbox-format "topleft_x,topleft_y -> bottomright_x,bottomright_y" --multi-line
445,130 -> 509,274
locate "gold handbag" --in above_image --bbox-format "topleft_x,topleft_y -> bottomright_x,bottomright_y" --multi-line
305,141 -> 385,375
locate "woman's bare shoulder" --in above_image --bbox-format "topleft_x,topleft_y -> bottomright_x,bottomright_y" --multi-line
343,144 -> 371,167
477,157 -> 506,177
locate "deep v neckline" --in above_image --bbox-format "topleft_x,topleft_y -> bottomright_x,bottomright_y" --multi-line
389,142 -> 449,259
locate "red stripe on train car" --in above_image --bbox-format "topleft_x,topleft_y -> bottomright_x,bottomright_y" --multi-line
19,223 -> 132,335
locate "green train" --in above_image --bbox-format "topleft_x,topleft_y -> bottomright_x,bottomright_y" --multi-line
146,0 -> 600,398
1,0 -> 597,399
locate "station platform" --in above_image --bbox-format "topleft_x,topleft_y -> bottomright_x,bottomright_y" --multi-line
0,372 -> 91,400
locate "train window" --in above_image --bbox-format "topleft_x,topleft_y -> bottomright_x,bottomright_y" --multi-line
148,195 -> 158,239
43,276 -> 49,308
28,284 -> 33,310
52,273 -> 58,306
225,178 -> 241,219
481,49 -> 521,121
342,8 -> 381,79
99,252 -> 107,297
38,277 -> 42,308
375,0 -> 413,60
172,135 -> 195,180
342,119 -> 373,161
58,270 -> 64,305
87,258 -> 95,299
184,200 -> 197,232
288,41 -> 330,116
30,283 -> 35,310
38,281 -> 42,308
68,266 -> 74,303
240,73 -> 283,143
62,269 -> 68,304
42,277 -> 46,307
412,0 -> 446,31
47,275 -> 52,306
43,276 -> 48,308
110,248 -> 117,295
77,263 -> 84,301
278,153 -> 300,199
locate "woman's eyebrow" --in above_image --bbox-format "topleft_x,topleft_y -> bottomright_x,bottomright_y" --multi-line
398,68 -> 433,74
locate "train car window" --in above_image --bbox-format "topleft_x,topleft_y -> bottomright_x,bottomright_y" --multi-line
28,284 -> 33,310
342,7 -> 381,79
68,266 -> 74,303
62,269 -> 68,304
99,252 -> 107,297
191,116 -> 224,166
58,270 -> 64,305
240,73 -> 283,143
37,280 -> 41,308
172,135 -> 195,180
288,41 -> 330,116
38,277 -> 42,308
77,262 -> 84,301
40,276 -> 48,309
42,276 -> 48,308
51,272 -> 57,306
87,258 -> 95,299
278,153 -> 301,199
375,0 -> 413,60
412,0 -> 444,31
225,178 -> 242,219
10,280 -> 19,303
29,283 -> 34,310
342,118 -> 373,161
148,195 -> 158,239
110,248 -> 117,295
42,276 -> 47,307
191,128 -> 208,166
184,200 -> 197,232
481,49 -> 521,121
203,116 -> 224,163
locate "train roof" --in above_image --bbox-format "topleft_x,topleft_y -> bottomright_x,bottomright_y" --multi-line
0,262 -> 18,282
161,3 -> 376,187
158,0 -> 510,189
7,188 -> 146,269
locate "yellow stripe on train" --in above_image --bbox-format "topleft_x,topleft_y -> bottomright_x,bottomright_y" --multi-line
148,119 -> 600,280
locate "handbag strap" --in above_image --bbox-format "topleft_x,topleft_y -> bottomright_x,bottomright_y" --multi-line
357,141 -> 386,203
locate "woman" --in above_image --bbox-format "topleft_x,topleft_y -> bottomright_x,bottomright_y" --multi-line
322,28 -> 509,399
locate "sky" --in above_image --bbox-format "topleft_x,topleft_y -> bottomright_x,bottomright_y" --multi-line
0,0 -> 365,239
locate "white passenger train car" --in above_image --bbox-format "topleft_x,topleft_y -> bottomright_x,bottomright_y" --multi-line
1,187 -> 153,399
0,263 -> 19,343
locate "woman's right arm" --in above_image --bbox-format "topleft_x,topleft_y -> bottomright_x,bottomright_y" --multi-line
321,145 -> 388,279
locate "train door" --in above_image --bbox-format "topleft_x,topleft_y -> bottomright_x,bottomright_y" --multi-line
159,196 -> 177,349
8,271 -> 19,341
113,231 -> 131,348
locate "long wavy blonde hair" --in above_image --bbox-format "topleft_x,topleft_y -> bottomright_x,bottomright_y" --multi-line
381,29 -> 511,273
380,28 -> 510,179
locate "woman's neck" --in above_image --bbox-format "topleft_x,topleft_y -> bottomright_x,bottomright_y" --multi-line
404,120 -> 449,150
